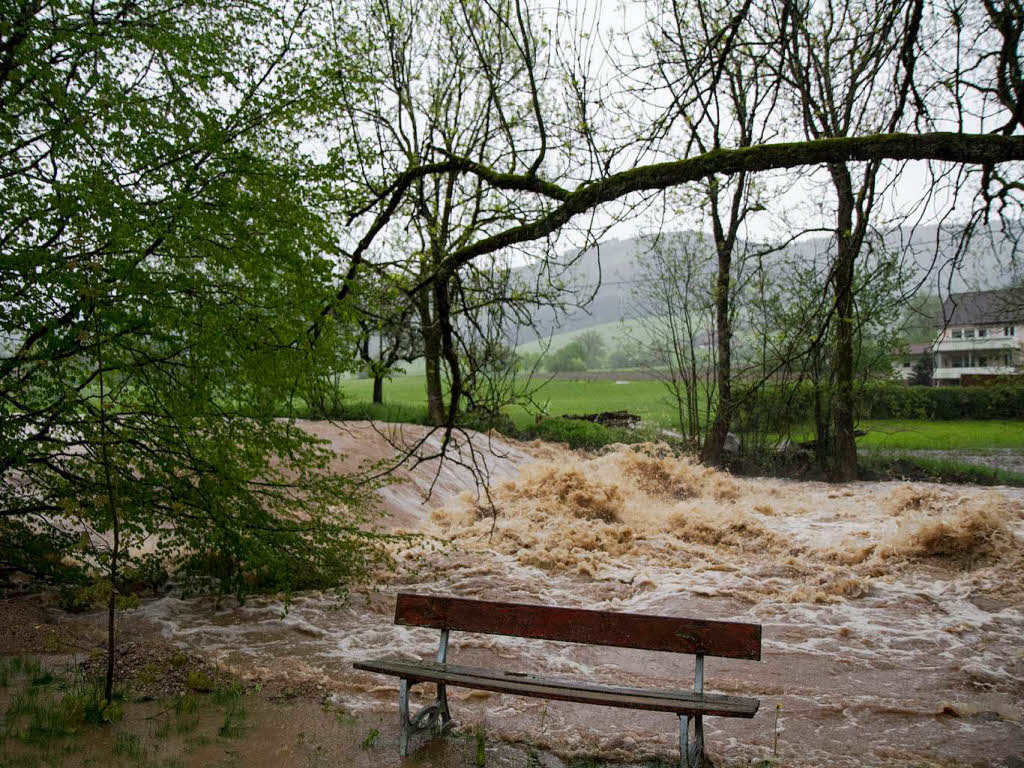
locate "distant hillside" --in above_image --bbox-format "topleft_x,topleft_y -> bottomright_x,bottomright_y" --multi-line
514,223 -> 1019,343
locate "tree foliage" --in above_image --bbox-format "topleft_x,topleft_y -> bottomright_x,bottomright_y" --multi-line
0,0 -> 389,699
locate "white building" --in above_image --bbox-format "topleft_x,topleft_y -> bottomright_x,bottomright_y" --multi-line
930,289 -> 1022,384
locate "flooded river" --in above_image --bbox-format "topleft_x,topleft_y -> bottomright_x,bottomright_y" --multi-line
134,422 -> 1024,767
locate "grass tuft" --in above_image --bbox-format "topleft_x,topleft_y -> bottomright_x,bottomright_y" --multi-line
360,728 -> 379,751
474,726 -> 486,767
113,732 -> 144,759
217,698 -> 247,739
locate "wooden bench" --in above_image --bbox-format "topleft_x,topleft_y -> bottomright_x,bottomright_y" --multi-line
353,593 -> 762,767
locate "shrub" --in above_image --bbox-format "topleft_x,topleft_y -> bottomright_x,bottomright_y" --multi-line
523,418 -> 663,450
733,382 -> 1024,430
528,418 -> 617,449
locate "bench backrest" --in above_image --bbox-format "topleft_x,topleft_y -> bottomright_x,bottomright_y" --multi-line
395,593 -> 761,661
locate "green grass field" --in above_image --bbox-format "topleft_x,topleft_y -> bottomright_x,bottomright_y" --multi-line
855,420 -> 1024,451
340,374 -> 686,429
337,374 -> 1024,451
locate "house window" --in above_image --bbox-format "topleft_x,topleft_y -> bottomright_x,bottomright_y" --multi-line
964,329 -> 975,339
978,356 -> 988,367
952,329 -> 962,339
978,328 -> 988,338
1006,326 -> 1016,337
952,356 -> 963,368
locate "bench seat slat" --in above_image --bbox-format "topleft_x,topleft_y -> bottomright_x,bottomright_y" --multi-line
353,658 -> 760,718
395,593 -> 762,660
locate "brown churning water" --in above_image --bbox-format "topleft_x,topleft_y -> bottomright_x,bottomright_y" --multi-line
136,425 -> 1024,767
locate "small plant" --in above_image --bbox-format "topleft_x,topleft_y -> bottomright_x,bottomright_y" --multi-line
41,632 -> 66,653
474,726 -> 487,767
218,699 -> 247,738
174,693 -> 200,735
114,732 -> 144,759
137,662 -> 162,687
174,694 -> 199,716
211,681 -> 244,705
333,708 -> 358,726
360,728 -> 379,750
30,669 -> 55,687
6,686 -> 41,719
186,669 -> 213,692
155,718 -> 172,739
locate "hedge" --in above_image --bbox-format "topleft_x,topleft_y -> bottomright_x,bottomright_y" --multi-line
733,383 -> 1024,432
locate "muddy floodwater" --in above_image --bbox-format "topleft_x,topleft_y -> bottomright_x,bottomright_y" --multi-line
131,422 -> 1023,767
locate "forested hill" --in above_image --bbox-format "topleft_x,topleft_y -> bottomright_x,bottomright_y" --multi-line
515,223 -> 1019,343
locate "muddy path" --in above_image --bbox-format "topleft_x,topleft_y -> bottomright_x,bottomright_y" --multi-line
80,423 -> 1024,766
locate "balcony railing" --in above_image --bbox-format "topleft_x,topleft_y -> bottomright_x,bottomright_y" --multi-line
934,336 -> 1019,351
933,365 -> 1016,379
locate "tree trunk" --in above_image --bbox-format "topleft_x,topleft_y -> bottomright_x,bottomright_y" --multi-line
105,540 -> 117,703
702,244 -> 733,466
372,375 -> 383,404
418,296 -> 446,425
434,278 -> 462,422
828,164 -> 858,481
96,327 -> 119,704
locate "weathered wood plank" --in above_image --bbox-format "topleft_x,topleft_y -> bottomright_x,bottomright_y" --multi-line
394,593 -> 761,660
353,658 -> 759,717
358,659 -> 758,709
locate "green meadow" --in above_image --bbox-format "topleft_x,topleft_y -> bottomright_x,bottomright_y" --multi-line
336,374 -> 1024,452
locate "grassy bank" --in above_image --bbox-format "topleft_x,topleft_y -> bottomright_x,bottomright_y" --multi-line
337,374 -> 681,429
335,374 -> 1024,452
858,452 -> 1024,486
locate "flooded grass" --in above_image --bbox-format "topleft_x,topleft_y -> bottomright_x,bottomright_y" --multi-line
0,657 -> 266,768
3,655 -> 625,768
860,451 -> 1024,486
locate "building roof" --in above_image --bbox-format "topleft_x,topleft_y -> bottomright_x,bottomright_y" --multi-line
942,288 -> 1024,326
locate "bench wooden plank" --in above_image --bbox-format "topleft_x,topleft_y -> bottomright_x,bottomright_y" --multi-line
394,593 -> 762,660
353,658 -> 760,718
368,660 -> 758,708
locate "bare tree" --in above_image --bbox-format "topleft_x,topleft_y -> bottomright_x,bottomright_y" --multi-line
626,232 -> 718,448
636,0 -> 783,464
773,0 -> 926,479
321,0 -> 1024,478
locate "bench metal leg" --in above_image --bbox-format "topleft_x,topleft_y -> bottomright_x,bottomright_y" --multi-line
437,683 -> 451,727
679,714 -> 704,768
397,678 -> 452,757
398,678 -> 411,756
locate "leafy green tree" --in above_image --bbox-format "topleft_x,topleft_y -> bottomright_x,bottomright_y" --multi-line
911,355 -> 934,386
0,0 -> 387,702
607,346 -> 638,370
574,331 -> 607,369
547,341 -> 589,373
